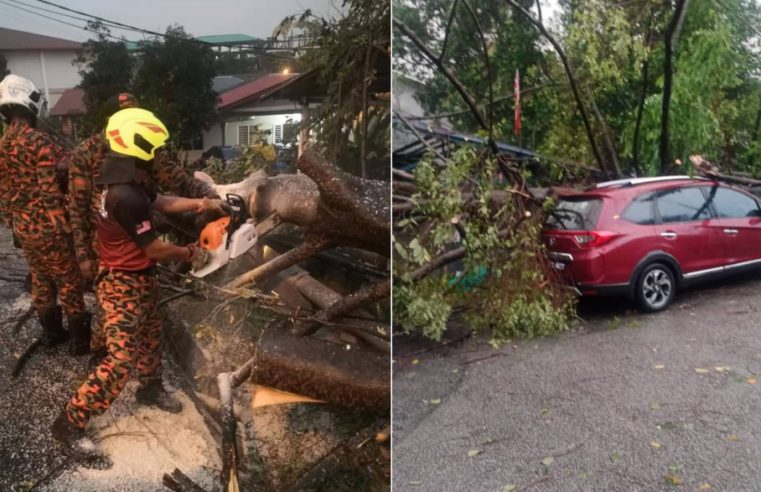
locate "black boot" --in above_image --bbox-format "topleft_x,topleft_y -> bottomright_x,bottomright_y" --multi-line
51,412 -> 109,464
68,313 -> 92,356
39,307 -> 69,347
135,379 -> 183,414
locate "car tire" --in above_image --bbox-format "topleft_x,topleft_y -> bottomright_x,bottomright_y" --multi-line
635,263 -> 676,313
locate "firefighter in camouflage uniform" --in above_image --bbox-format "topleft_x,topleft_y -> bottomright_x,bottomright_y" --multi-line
0,75 -> 90,353
65,92 -> 218,362
52,108 -> 218,461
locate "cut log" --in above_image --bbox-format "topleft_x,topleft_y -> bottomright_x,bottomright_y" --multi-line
690,155 -> 761,187
248,328 -> 389,412
239,151 -> 389,259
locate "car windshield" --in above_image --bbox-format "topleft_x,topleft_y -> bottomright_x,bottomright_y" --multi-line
546,197 -> 602,230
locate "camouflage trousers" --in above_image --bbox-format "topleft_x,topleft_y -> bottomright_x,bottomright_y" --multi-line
91,303 -> 105,351
15,226 -> 85,317
65,270 -> 162,428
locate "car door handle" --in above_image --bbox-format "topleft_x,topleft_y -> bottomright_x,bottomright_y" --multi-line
660,231 -> 677,239
723,229 -> 739,235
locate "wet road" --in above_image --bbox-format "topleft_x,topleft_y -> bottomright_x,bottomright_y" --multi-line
393,273 -> 761,491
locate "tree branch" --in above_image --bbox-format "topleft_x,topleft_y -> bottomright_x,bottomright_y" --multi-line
394,109 -> 449,163
589,97 -> 622,177
225,237 -> 333,289
440,0 -> 460,62
632,16 -> 654,176
404,228 -> 514,283
293,278 -> 391,336
660,0 -> 691,174
503,0 -> 610,176
407,83 -> 557,122
393,17 -> 490,135
460,0 -> 495,143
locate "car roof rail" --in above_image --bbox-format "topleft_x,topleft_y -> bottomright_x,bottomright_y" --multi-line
594,175 -> 708,189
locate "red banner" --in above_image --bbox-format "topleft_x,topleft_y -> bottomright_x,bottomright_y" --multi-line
514,69 -> 521,137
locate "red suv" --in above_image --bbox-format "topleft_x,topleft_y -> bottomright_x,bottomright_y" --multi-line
543,176 -> 761,312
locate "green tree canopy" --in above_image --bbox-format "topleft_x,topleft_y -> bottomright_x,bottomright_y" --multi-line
75,21 -> 133,133
394,0 -> 761,177
76,23 -> 217,147
133,25 -> 218,148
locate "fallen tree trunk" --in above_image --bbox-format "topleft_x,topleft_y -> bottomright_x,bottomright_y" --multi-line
690,155 -> 761,187
250,328 -> 389,411
226,151 -> 389,290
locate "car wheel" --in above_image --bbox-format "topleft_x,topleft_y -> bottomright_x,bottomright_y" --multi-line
635,263 -> 675,313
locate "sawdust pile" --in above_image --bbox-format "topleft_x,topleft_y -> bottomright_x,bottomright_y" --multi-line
41,385 -> 220,492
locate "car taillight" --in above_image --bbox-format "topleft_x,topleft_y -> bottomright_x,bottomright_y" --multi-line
574,230 -> 619,248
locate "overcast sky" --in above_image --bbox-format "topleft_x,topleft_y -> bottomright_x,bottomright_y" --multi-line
0,0 -> 341,42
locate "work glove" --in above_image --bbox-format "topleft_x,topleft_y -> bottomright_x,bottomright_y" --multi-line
186,243 -> 211,270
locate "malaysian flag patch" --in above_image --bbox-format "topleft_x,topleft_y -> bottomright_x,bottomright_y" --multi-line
136,220 -> 152,234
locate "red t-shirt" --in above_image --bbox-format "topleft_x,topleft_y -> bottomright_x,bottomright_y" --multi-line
97,182 -> 158,271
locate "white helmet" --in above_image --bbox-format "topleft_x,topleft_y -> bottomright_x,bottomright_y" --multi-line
0,74 -> 45,119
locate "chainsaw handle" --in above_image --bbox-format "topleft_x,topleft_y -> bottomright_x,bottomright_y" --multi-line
224,193 -> 248,249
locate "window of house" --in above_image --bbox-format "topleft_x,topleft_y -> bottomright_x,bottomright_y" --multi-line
273,124 -> 283,143
656,186 -> 712,223
238,125 -> 252,146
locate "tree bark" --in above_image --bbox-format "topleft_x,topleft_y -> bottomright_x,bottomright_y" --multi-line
752,95 -> 761,142
248,327 -> 390,411
226,237 -> 333,289
590,98 -> 622,177
632,55 -> 650,175
293,278 -> 391,336
660,0 -> 691,175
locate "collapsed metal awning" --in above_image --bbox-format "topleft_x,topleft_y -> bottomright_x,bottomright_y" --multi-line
393,120 -> 537,170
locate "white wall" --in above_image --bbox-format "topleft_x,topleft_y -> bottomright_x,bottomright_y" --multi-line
393,77 -> 425,118
201,113 -> 302,150
3,49 -> 80,108
393,77 -> 428,152
201,122 -> 224,149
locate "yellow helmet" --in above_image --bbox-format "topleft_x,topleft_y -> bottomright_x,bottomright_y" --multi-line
106,108 -> 169,161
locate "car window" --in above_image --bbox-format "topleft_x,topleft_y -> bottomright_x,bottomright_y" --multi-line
545,198 -> 602,230
622,193 -> 655,225
711,186 -> 760,218
656,186 -> 712,223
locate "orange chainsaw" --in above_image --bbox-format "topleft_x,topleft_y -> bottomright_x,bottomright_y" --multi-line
191,194 -> 257,277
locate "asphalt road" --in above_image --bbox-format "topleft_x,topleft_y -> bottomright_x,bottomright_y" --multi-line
393,274 -> 761,491
0,228 -> 218,492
